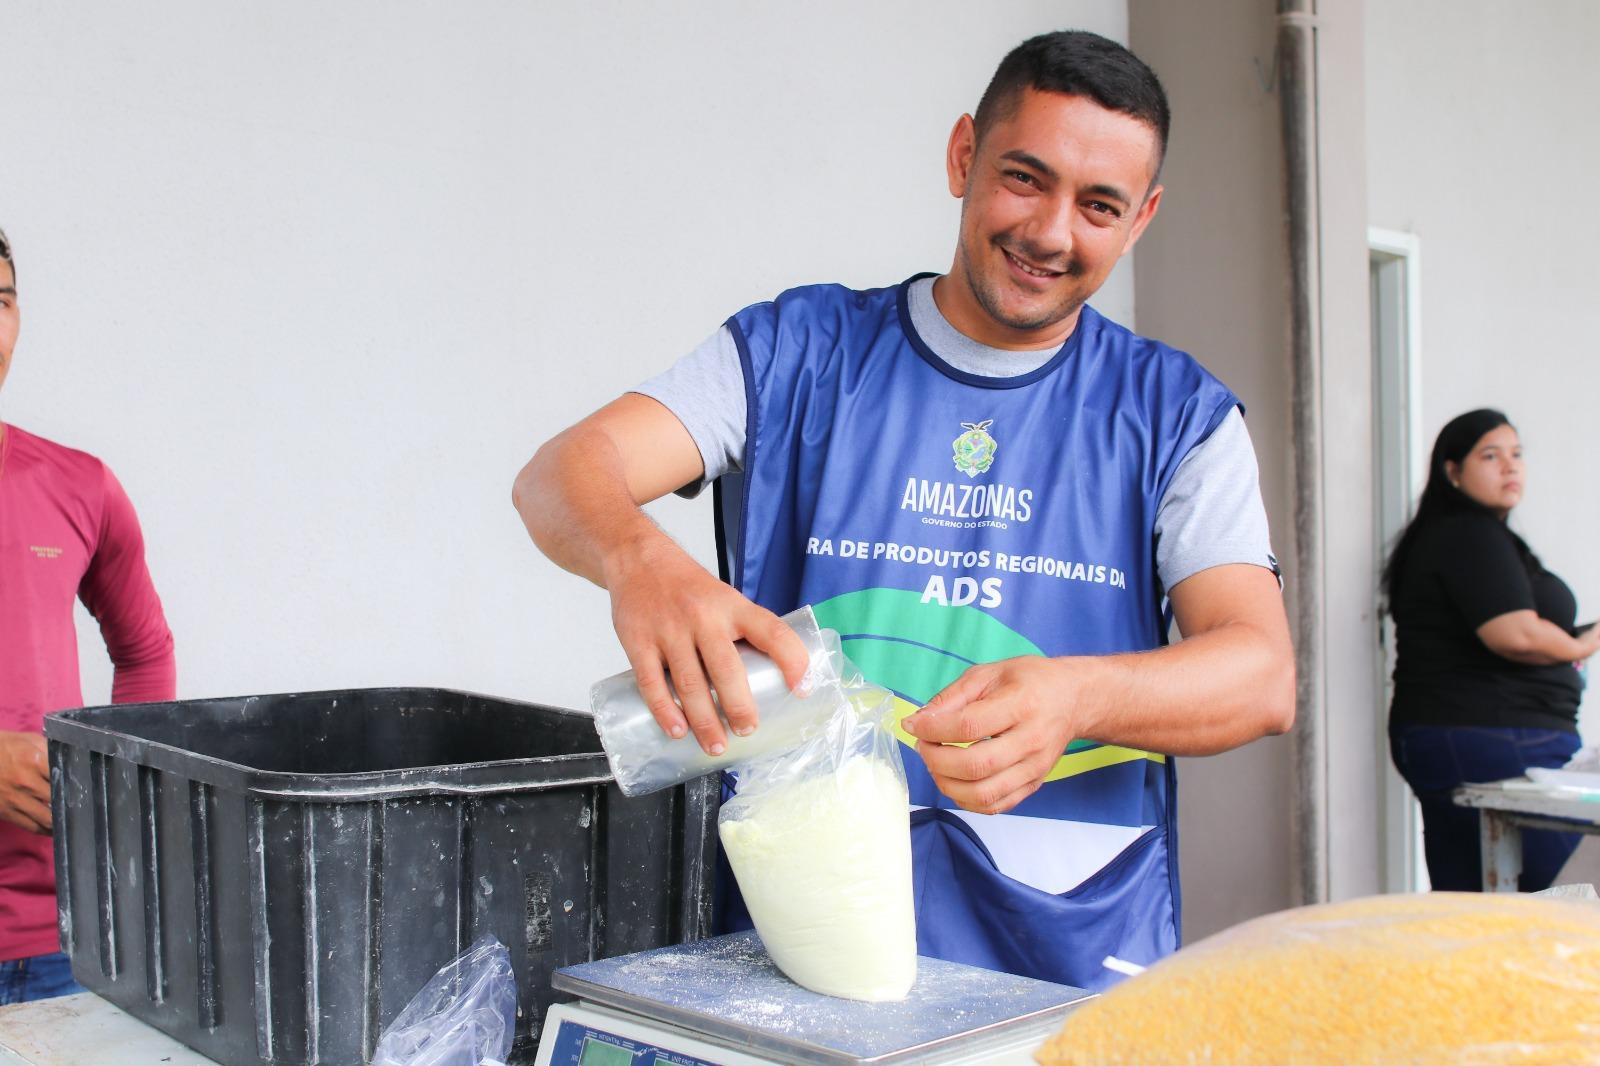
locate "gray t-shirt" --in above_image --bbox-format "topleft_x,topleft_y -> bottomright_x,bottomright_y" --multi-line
635,277 -> 1276,591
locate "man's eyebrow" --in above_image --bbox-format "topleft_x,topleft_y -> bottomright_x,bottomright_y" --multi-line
999,150 -> 1057,181
1083,182 -> 1132,207
0,287 -> 14,297
997,152 -> 1133,206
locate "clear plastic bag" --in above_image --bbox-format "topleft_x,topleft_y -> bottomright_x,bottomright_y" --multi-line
717,643 -> 917,1002
1533,881 -> 1600,904
372,936 -> 517,1066
1037,892 -> 1600,1065
590,605 -> 840,797
1525,744 -> 1600,794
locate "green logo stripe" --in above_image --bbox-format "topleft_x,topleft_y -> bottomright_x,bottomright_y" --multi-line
840,636 -> 969,707
814,588 -> 1041,664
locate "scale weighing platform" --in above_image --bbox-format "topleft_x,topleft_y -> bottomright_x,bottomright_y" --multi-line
534,931 -> 1094,1066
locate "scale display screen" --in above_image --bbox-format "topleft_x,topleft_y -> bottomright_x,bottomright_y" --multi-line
579,1036 -> 637,1066
544,1019 -> 722,1066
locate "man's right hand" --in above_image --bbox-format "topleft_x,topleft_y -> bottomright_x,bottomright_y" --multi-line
605,532 -> 812,755
514,394 -> 813,757
0,730 -> 52,834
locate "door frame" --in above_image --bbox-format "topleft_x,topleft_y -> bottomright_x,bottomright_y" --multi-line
1369,227 -> 1428,893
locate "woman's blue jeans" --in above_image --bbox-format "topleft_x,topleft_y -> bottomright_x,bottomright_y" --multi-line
0,951 -> 83,1006
1390,723 -> 1582,892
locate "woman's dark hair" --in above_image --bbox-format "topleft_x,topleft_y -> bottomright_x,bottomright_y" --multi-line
1381,408 -> 1539,611
974,31 -> 1170,181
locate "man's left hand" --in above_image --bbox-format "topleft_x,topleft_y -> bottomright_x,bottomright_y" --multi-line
903,656 -> 1081,815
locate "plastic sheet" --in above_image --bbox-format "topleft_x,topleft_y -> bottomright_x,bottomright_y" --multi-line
1526,743 -> 1600,794
373,937 -> 517,1066
1036,892 -> 1600,1065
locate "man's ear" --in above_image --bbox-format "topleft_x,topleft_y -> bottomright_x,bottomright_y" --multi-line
1119,184 -> 1164,258
946,114 -> 977,198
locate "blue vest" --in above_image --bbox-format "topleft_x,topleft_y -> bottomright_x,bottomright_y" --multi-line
713,276 -> 1239,990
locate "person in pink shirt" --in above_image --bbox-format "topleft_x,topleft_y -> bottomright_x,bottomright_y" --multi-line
0,225 -> 176,1004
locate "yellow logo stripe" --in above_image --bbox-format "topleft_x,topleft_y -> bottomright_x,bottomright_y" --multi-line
1041,745 -> 1165,782
888,695 -> 1164,782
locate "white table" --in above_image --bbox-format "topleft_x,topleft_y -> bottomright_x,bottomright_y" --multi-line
1453,778 -> 1600,892
0,992 -> 218,1065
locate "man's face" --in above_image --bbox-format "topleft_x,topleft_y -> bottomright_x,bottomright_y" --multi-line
0,261 -> 17,396
944,89 -> 1163,346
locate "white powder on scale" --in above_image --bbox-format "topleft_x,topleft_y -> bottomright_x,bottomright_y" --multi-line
718,755 -> 917,1001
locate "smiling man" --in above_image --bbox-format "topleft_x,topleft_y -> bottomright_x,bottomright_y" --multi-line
514,31 -> 1293,988
0,225 -> 176,1003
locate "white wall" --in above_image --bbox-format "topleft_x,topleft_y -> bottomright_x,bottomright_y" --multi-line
1316,0 -> 1383,905
1133,0 -> 1381,937
1366,0 -> 1600,882
1129,0 -> 1297,941
0,1 -> 1131,711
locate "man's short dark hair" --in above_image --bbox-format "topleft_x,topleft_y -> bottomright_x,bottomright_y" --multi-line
0,226 -> 12,285
973,31 -> 1170,180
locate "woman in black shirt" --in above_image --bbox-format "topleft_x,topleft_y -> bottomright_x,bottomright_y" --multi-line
1385,408 -> 1600,891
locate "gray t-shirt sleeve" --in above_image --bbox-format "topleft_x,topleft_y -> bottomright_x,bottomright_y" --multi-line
633,327 -> 1276,583
630,325 -> 748,498
1154,407 -> 1278,591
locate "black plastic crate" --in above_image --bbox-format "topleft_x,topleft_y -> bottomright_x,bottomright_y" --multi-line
44,688 -> 717,1065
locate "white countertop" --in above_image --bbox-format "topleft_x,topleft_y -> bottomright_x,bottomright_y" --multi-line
1454,779 -> 1600,825
0,992 -> 217,1066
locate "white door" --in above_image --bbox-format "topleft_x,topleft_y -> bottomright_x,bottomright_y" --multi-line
1369,228 -> 1428,893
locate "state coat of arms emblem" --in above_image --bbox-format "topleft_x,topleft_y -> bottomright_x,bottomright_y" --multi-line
952,420 -> 997,478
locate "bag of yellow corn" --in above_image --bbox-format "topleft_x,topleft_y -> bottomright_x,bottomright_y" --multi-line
1035,892 -> 1600,1065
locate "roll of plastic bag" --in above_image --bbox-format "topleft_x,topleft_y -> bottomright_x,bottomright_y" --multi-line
590,605 -> 841,796
372,936 -> 516,1066
717,660 -> 917,1002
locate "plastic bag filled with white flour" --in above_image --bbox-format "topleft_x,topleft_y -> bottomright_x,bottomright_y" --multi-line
717,645 -> 916,1002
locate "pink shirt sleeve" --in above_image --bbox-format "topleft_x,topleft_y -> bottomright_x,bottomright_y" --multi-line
78,466 -> 176,703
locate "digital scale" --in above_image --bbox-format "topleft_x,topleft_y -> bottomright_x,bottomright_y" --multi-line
533,931 -> 1094,1066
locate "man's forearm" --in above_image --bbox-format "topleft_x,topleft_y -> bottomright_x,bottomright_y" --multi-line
513,406 -> 813,753
513,424 -> 667,590
1068,619 -> 1295,756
